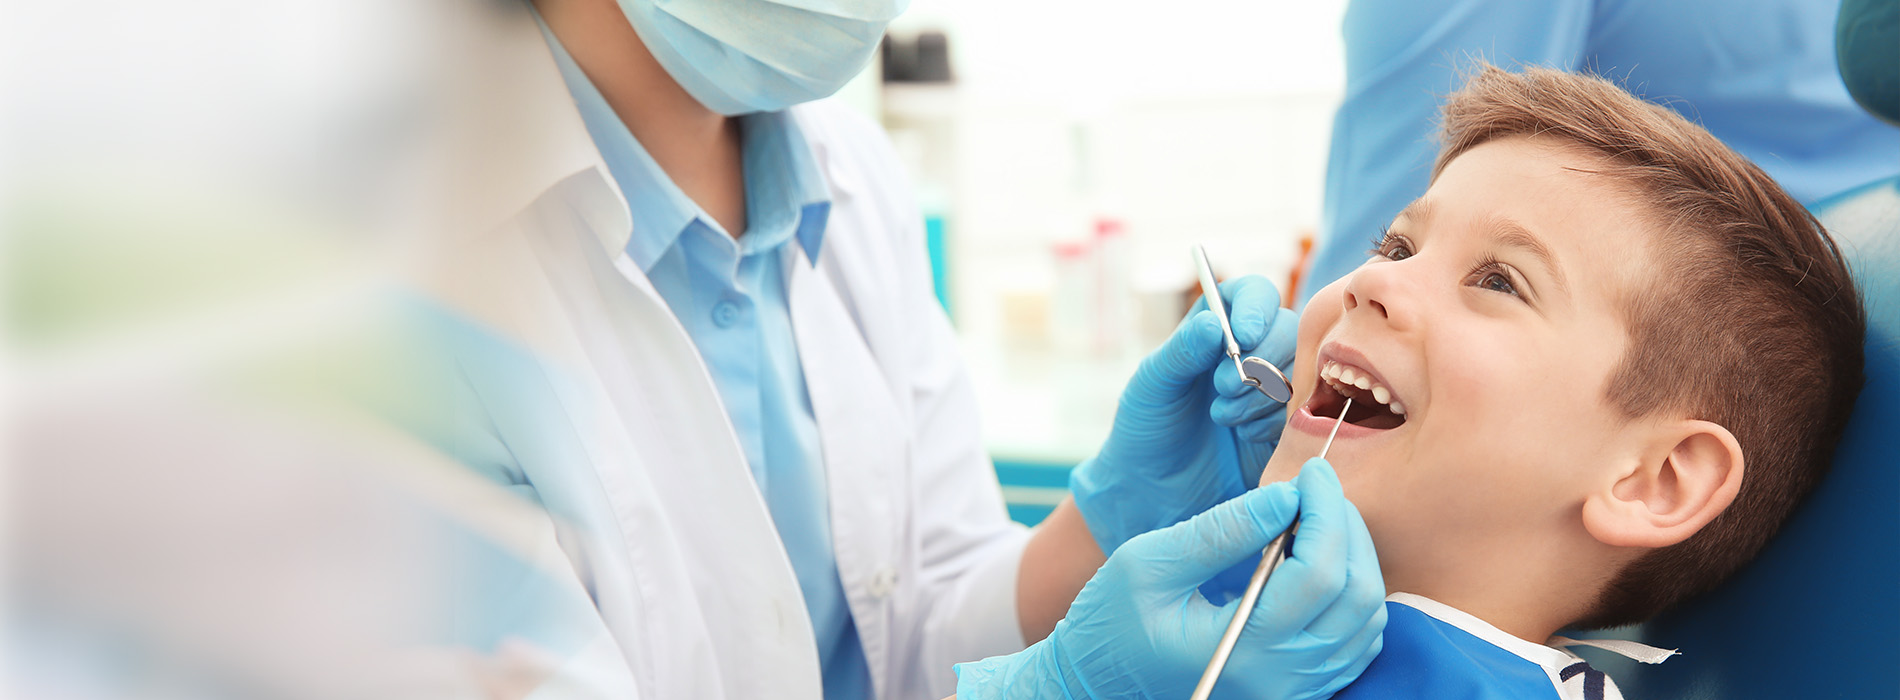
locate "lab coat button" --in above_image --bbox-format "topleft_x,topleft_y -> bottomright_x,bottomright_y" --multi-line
869,566 -> 897,598
712,300 -> 742,327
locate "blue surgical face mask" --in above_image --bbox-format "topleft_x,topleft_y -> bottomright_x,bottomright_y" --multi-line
618,0 -> 908,116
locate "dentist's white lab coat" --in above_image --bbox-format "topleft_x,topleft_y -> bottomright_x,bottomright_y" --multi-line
424,5 -> 1031,699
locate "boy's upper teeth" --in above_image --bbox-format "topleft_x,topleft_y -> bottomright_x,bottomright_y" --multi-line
1321,360 -> 1404,413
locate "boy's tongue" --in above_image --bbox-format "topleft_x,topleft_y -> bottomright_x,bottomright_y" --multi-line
1343,398 -> 1404,429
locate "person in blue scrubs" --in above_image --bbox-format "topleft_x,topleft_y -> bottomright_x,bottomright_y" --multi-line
1300,0 -> 1900,306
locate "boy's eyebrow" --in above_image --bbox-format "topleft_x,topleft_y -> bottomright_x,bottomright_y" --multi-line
1484,215 -> 1570,295
1395,198 -> 1434,226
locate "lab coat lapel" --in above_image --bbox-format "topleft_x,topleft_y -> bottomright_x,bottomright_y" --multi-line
495,172 -> 824,700
787,242 -> 909,700
575,232 -> 826,700
453,3 -> 827,696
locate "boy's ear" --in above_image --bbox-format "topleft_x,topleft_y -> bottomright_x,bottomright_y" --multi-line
1583,420 -> 1745,549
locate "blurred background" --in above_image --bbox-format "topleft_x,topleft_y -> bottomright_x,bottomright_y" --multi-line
837,0 -> 1350,522
11,0 -> 1894,696
5,0 -> 1349,695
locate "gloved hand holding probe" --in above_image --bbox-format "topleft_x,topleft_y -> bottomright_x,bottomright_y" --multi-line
956,459 -> 1386,700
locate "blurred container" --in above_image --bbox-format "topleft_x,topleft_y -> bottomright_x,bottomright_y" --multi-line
1050,240 -> 1092,355
1090,217 -> 1133,357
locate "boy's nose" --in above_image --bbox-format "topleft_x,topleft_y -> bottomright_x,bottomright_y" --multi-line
1341,263 -> 1414,330
1343,288 -> 1388,318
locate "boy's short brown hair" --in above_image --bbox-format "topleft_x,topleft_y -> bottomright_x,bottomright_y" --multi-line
1432,65 -> 1866,628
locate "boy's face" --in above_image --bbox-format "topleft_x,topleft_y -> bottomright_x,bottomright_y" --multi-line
1263,136 -> 1662,586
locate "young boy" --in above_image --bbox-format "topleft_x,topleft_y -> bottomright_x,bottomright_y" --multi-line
1262,64 -> 1866,698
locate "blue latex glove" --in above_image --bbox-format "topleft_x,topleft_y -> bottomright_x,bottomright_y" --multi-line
958,459 -> 1386,700
1072,275 -> 1302,556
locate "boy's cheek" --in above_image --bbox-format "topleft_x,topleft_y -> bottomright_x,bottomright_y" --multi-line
1295,288 -> 1344,351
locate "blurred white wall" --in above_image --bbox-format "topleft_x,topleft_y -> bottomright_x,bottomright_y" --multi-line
879,0 -> 1350,461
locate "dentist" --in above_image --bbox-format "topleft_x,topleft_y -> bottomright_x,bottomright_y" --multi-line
434,0 -> 1385,697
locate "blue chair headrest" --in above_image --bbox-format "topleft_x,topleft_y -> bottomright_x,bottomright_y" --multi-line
1837,0 -> 1900,126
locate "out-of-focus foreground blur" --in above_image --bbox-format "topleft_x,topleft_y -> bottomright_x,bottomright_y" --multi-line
4,0 -> 1345,696
11,3 -> 640,697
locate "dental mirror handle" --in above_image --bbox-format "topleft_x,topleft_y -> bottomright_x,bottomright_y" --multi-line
1192,245 -> 1246,376
1190,398 -> 1352,700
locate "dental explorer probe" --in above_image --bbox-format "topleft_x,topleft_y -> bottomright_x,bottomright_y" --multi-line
1189,398 -> 1353,700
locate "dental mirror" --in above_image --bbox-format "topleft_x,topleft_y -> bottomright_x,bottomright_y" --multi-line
1193,244 -> 1297,404
1240,356 -> 1294,403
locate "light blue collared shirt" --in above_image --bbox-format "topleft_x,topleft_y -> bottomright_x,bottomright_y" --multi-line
1302,0 -> 1900,306
538,20 -> 872,700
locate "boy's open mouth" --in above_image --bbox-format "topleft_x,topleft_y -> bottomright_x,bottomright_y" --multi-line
1307,360 -> 1408,430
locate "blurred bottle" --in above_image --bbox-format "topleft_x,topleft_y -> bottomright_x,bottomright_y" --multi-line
1091,217 -> 1133,357
1046,216 -> 1136,359
1050,240 -> 1093,355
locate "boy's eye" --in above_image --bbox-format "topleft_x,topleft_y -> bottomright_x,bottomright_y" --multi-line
1365,232 -> 1531,303
1368,230 -> 1415,261
1469,258 -> 1527,300
1478,271 -> 1518,296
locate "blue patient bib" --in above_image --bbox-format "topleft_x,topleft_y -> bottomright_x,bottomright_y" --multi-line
1334,595 -> 1628,700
